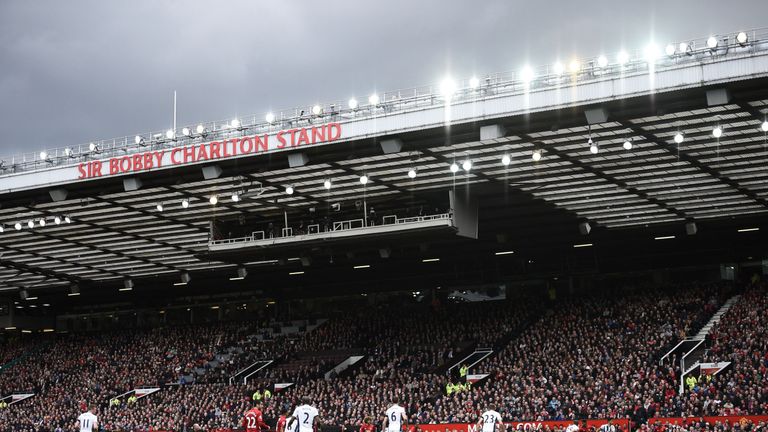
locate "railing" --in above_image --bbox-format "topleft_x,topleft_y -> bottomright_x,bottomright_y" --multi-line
2,28 -> 768,175
210,213 -> 452,246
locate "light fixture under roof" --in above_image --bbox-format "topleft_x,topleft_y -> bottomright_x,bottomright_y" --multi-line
165,129 -> 175,140
713,126 -> 723,138
762,121 -> 768,132
494,250 -> 514,256
573,243 -> 593,248
707,36 -> 718,49
462,160 -> 472,172
673,132 -> 684,144
182,127 -> 190,136
422,258 -> 440,263
156,203 -> 164,212
231,192 -> 240,202
654,235 -> 676,240
623,140 -> 633,150
181,198 -> 190,209
737,227 -> 759,233
285,186 -> 294,195
407,168 -> 417,179
353,264 -> 370,269
359,175 -> 369,185
501,154 -> 511,166
589,138 -> 598,154
532,149 -> 542,161
209,195 -> 218,205
449,162 -> 459,173
323,179 -> 332,190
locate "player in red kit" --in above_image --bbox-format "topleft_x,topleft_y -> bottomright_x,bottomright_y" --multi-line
244,403 -> 269,432
276,408 -> 291,432
360,416 -> 376,432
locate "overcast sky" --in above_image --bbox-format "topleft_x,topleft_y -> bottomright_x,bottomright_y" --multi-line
1,0 -> 767,157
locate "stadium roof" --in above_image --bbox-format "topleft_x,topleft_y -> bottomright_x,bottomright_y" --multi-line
2,30 -> 768,301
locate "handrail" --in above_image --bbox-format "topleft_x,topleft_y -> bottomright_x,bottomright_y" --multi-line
210,213 -> 451,245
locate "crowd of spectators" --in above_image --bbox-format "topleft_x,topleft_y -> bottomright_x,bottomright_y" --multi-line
0,281 -> 765,432
683,284 -> 768,417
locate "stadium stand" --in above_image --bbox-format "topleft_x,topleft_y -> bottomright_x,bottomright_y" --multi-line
0,281 -> 766,432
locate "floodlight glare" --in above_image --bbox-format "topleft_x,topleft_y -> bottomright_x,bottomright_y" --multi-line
674,132 -> 684,144
519,66 -> 534,83
439,78 -> 457,97
597,55 -> 608,68
713,126 -> 723,138
359,175 -> 368,185
285,186 -> 294,195
14,222 -> 21,231
312,105 -> 322,115
462,160 -> 472,172
135,135 -> 143,144
368,93 -> 380,105
182,127 -> 190,136
181,199 -> 189,209
231,192 -> 240,202
196,124 -> 205,134
27,220 -> 34,229
532,149 -> 542,161
89,142 -> 99,152
568,60 -> 580,73
39,151 -> 48,160
64,216 -> 71,224
553,62 -> 565,75
407,168 -> 417,179
39,218 -> 46,227
156,203 -> 164,212
643,44 -> 660,62
762,121 -> 768,132
64,148 -> 73,157
623,140 -> 633,150
501,154 -> 511,166
209,195 -> 218,205
323,179 -> 332,190
449,162 -> 459,173
589,138 -> 599,155
665,44 -> 676,56
230,118 -> 240,128
54,216 -> 61,225
736,31 -> 748,46
707,36 -> 718,49
265,112 -> 276,123
348,98 -> 358,110
617,51 -> 630,65
468,76 -> 480,88
165,130 -> 174,139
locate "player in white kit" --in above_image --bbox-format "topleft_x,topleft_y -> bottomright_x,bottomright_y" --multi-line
75,406 -> 99,432
288,396 -> 321,432
382,396 -> 408,432
476,407 -> 504,432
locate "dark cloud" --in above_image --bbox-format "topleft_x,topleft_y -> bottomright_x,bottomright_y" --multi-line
0,0 -> 766,157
